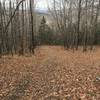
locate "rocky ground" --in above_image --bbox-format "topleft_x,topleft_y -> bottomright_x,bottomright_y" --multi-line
0,46 -> 100,100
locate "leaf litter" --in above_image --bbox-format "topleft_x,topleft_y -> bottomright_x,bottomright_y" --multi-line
0,46 -> 100,100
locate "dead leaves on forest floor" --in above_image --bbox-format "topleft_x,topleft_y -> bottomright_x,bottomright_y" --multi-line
0,46 -> 100,100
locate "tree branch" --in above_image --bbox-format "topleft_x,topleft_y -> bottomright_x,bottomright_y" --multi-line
4,0 -> 25,33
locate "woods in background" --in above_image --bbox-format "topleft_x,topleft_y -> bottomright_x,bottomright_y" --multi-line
0,0 -> 100,58
0,0 -> 35,57
48,0 -> 100,51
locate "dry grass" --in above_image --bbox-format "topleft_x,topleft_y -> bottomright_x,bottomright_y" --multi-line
0,46 -> 100,100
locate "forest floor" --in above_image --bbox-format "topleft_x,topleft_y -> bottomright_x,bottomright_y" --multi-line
0,46 -> 100,100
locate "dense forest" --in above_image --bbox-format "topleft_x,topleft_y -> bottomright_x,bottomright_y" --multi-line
0,0 -> 100,57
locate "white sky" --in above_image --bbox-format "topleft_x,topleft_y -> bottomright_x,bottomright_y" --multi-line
0,0 -> 49,10
36,0 -> 48,10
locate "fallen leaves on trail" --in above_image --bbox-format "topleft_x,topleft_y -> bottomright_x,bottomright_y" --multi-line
0,46 -> 100,100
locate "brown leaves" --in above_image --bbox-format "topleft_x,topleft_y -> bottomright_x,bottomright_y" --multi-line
0,46 -> 100,100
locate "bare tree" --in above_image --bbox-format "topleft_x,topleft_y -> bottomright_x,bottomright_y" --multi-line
29,0 -> 35,54
76,0 -> 82,50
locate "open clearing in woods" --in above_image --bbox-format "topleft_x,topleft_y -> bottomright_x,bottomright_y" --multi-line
0,46 -> 100,100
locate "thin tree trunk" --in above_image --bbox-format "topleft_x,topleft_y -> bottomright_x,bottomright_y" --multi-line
30,0 -> 35,54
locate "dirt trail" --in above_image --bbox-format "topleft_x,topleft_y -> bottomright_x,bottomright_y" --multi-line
0,46 -> 100,100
